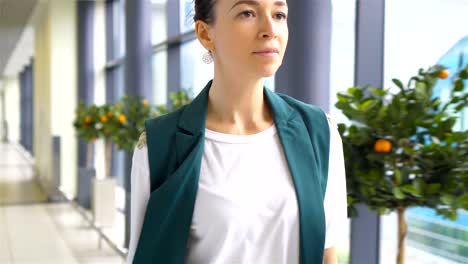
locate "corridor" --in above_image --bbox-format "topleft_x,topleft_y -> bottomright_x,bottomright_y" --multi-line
0,142 -> 125,264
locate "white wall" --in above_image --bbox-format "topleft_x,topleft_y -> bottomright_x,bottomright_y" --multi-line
2,77 -> 21,143
33,0 -> 53,192
33,0 -> 78,197
50,0 -> 78,196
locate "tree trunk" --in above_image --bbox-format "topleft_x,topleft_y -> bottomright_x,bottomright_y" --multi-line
105,140 -> 112,178
86,142 -> 93,169
397,207 -> 407,264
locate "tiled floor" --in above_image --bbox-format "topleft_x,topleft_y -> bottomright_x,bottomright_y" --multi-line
0,142 -> 125,264
0,144 -> 47,205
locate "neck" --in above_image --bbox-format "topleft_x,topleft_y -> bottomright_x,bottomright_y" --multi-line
206,73 -> 273,135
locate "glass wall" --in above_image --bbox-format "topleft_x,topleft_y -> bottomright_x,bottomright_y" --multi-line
329,0 -> 356,125
181,0 -> 194,33
105,0 -> 126,192
151,0 -> 167,44
382,0 -> 468,263
329,1 -> 356,263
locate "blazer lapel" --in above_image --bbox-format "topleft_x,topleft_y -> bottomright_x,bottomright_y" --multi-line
176,80 -> 211,164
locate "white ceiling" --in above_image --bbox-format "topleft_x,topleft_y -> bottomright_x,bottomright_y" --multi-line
0,0 -> 38,77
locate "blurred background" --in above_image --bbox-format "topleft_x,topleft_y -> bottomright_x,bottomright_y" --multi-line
0,0 -> 467,263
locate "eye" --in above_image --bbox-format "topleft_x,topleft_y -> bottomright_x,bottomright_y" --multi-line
239,10 -> 256,18
274,12 -> 287,20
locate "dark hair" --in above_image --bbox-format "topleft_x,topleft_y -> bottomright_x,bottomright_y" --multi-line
193,0 -> 217,24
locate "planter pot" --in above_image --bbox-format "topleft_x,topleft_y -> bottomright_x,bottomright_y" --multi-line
77,167 -> 95,209
91,177 -> 116,227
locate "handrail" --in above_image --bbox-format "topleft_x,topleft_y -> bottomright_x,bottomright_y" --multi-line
407,240 -> 468,263
408,226 -> 468,248
407,211 -> 468,231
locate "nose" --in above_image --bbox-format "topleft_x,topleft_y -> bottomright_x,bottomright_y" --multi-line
258,15 -> 277,40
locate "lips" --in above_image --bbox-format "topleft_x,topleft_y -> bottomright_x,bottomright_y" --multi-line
253,48 -> 279,54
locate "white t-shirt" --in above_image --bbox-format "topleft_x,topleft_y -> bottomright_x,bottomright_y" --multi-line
127,116 -> 347,264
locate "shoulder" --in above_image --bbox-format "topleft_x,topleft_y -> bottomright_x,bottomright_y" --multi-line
274,92 -> 328,128
144,105 -> 187,143
325,114 -> 338,130
137,131 -> 147,149
276,92 -> 324,114
145,106 -> 186,130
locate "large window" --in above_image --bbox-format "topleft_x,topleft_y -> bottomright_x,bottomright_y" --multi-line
181,0 -> 194,33
329,0 -> 356,125
383,0 -> 468,262
329,1 -> 356,263
152,50 -> 168,105
152,0 -> 167,44
105,0 -> 126,191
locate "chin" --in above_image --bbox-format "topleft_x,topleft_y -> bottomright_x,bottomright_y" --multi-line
260,67 -> 278,78
257,64 -> 280,77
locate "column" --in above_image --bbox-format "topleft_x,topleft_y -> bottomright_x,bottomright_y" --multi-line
124,0 -> 153,248
350,0 -> 385,263
275,0 -> 332,112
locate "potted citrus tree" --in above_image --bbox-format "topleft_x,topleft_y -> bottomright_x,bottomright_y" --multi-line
73,103 -> 100,209
89,102 -> 126,227
335,65 -> 468,264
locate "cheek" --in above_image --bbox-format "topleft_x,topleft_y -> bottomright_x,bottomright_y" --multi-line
281,27 -> 289,50
213,24 -> 255,58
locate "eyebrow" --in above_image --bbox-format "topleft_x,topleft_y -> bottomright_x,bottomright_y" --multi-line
230,0 -> 287,11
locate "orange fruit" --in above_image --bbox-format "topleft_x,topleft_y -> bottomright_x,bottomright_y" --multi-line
107,111 -> 113,117
118,114 -> 127,123
84,116 -> 91,124
100,116 -> 108,123
374,139 -> 392,153
437,69 -> 449,79
143,100 -> 149,107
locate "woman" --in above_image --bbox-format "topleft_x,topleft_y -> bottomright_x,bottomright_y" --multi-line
127,0 -> 347,263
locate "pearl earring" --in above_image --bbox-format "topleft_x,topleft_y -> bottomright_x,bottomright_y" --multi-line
202,51 -> 213,64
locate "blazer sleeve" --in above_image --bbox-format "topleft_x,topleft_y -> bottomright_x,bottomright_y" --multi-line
126,145 -> 151,263
323,115 -> 348,249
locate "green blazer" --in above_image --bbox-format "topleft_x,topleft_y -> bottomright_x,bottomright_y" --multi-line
133,80 -> 330,263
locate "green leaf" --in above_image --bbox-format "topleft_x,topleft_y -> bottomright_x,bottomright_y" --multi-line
348,87 -> 364,99
392,79 -> 404,90
377,208 -> 387,215
393,187 -> 405,199
454,80 -> 464,92
459,69 -> 468,79
458,194 -> 468,208
401,184 -> 421,197
337,123 -> 347,135
337,93 -> 351,103
368,88 -> 387,97
448,211 -> 458,221
394,169 -> 402,185
412,178 -> 426,195
360,99 -> 376,111
441,194 -> 455,205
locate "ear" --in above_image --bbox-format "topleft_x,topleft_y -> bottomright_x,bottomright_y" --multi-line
195,20 -> 215,51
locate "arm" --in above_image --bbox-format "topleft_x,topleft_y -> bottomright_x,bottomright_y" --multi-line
323,246 -> 338,264
323,115 -> 348,264
126,135 -> 151,264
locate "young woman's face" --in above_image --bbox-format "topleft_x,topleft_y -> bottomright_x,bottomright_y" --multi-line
210,0 -> 289,78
